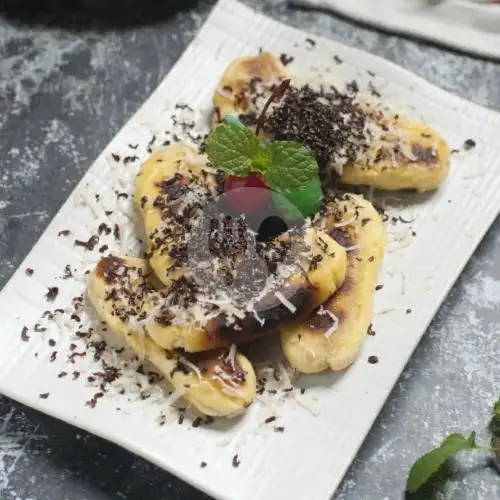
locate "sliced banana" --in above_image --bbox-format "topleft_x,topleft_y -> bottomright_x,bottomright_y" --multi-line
87,256 -> 256,417
340,114 -> 451,193
212,53 -> 450,193
212,51 -> 289,128
141,226 -> 347,353
132,144 -> 348,353
134,144 -> 218,287
281,194 -> 387,373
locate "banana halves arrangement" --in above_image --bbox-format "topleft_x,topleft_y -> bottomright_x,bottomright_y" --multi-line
87,53 -> 450,417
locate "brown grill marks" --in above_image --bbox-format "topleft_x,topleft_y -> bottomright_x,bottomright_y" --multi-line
96,256 -> 125,284
206,283 -> 313,343
411,144 -> 437,164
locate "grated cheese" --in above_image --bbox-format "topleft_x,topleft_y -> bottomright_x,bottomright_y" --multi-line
178,356 -> 202,381
334,215 -> 357,228
165,387 -> 188,407
345,244 -> 360,252
274,291 -> 297,314
251,307 -> 265,326
224,344 -> 237,371
79,189 -> 104,219
276,360 -> 293,388
318,305 -> 340,339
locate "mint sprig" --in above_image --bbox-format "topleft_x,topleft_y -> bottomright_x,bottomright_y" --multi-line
406,432 -> 479,494
406,397 -> 500,496
488,398 -> 500,439
204,122 -> 265,177
205,122 -> 322,217
489,398 -> 500,463
264,141 -> 318,192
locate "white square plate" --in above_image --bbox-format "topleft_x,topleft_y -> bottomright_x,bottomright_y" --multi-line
1,1 -> 500,499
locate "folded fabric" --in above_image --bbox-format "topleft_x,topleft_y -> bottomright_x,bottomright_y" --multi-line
290,0 -> 500,60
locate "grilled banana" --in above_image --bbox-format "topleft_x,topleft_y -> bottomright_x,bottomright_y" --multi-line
212,52 -> 288,128
134,144 -> 218,287
281,194 -> 387,373
87,256 -> 256,417
340,113 -> 450,193
132,144 -> 348,353
212,53 -> 450,193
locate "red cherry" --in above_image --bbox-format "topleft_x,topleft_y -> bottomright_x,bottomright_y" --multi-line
225,172 -> 270,213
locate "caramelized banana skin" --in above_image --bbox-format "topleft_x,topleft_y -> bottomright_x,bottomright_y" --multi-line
206,283 -> 313,343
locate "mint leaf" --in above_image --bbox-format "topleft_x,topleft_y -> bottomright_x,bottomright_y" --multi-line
205,123 -> 263,176
406,432 -> 478,494
488,397 -> 500,439
272,176 -> 323,219
264,141 -> 318,192
488,397 -> 500,463
252,149 -> 272,172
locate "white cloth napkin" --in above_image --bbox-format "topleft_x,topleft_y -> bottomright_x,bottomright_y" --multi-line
290,0 -> 500,60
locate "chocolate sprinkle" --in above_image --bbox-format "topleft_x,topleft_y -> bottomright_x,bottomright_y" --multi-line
279,53 -> 294,66
74,235 -> 99,251
58,229 -> 71,237
305,37 -> 316,48
123,155 -> 139,165
463,138 -> 476,151
368,355 -> 379,364
45,287 -> 59,301
39,393 -> 50,399
192,417 -> 203,428
265,84 -> 369,171
86,392 -> 104,408
62,264 -> 73,280
98,223 -> 111,236
21,326 -> 30,342
232,454 -> 241,468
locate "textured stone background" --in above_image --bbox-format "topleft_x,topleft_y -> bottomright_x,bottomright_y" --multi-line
0,1 -> 499,499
